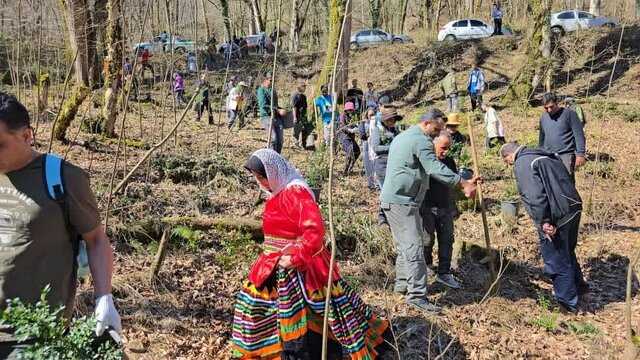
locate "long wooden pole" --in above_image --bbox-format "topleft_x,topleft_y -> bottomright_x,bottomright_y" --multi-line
266,0 -> 283,150
322,0 -> 351,358
466,114 -> 497,281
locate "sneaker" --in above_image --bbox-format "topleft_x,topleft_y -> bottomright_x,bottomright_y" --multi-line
436,273 -> 461,289
407,299 -> 441,314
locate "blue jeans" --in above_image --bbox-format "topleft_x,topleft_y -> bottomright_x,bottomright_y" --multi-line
538,213 -> 585,309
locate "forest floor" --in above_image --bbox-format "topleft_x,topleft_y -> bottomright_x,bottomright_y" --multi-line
17,25 -> 640,359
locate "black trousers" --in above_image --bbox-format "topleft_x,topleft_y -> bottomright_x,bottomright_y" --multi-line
469,93 -> 483,111
493,18 -> 503,35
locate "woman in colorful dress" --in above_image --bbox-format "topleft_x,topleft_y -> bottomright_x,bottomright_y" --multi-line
232,149 -> 390,359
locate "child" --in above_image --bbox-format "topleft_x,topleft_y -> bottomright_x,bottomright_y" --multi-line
173,72 -> 186,106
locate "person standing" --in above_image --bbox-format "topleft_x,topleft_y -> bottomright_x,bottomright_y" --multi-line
187,52 -> 197,74
369,108 -> 401,224
291,83 -> 313,149
123,57 -> 133,76
0,93 -> 121,358
381,109 -> 478,312
173,72 -> 186,106
364,82 -> 379,110
314,85 -> 334,147
195,72 -> 214,124
443,113 -> 467,160
500,142 -> 587,313
481,103 -> 506,148
538,92 -> 586,182
231,149 -> 390,358
439,67 -> 459,113
359,109 -> 376,190
256,75 -> 284,153
421,132 -> 461,289
346,79 -> 364,115
467,64 -> 485,111
491,3 -> 504,36
226,81 -> 248,129
337,102 -> 361,176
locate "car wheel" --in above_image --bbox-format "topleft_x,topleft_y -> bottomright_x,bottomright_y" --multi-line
444,34 -> 456,42
551,26 -> 564,36
392,39 -> 402,44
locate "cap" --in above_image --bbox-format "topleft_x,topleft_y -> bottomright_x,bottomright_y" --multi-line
380,109 -> 403,122
446,113 -> 462,126
344,102 -> 355,111
238,81 -> 249,87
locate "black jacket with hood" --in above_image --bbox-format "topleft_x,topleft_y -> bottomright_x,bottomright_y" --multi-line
513,147 -> 582,228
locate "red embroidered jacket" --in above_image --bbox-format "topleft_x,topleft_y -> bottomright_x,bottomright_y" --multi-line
247,185 -> 340,291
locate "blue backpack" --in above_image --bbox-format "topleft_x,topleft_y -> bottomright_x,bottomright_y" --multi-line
43,154 -> 90,280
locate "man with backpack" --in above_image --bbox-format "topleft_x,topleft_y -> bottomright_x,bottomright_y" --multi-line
0,92 -> 121,358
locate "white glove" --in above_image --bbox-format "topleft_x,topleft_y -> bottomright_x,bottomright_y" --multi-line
94,294 -> 122,337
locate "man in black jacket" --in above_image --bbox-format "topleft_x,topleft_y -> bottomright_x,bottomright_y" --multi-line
500,142 -> 587,312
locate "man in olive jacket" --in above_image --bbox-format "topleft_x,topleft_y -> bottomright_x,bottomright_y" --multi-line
501,142 -> 587,313
381,109 -> 478,313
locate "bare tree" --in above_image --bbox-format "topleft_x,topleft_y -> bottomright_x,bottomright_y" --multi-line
590,0 -> 602,15
101,0 -> 123,138
244,0 -> 264,34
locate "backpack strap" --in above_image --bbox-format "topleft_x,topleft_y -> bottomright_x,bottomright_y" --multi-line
44,154 -> 65,201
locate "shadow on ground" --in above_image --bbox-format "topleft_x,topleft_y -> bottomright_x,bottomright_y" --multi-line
391,316 -> 467,360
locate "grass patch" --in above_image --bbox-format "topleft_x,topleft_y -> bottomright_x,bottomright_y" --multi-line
567,321 -> 600,337
171,225 -> 205,252
531,294 -> 560,332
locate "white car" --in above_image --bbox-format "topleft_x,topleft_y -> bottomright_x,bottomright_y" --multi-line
550,10 -> 618,35
437,19 -> 512,41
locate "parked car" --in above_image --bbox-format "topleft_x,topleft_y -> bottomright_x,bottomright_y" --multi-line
350,29 -> 412,48
550,10 -> 618,35
243,33 -> 274,53
437,19 -> 513,41
133,34 -> 197,54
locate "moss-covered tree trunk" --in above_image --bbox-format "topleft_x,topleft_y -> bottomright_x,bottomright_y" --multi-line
369,0 -> 383,28
503,0 -> 552,104
220,0 -> 233,41
56,0 -> 94,141
101,0 -> 123,138
315,0 -> 351,136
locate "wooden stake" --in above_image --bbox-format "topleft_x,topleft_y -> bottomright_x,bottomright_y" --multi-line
150,229 -> 170,281
466,114 -> 497,281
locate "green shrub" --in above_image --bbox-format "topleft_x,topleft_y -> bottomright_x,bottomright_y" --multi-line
622,108 -> 640,123
214,231 -> 260,271
531,294 -> 559,332
171,225 -> 205,252
501,180 -> 519,201
567,321 -> 600,337
0,286 -> 122,360
305,150 -> 329,188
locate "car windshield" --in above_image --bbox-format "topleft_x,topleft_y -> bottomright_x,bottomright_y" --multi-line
470,20 -> 485,27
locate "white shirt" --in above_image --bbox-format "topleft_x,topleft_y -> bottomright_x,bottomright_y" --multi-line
485,107 -> 505,138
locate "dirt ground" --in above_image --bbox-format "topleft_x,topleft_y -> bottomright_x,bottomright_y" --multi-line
16,25 -> 640,359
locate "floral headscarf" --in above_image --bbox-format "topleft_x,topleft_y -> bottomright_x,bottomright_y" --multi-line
249,149 -> 313,199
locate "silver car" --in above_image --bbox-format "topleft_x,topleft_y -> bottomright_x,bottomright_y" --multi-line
550,10 -> 618,35
350,29 -> 411,48
437,19 -> 512,41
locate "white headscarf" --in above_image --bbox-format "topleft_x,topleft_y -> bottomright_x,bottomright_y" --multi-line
250,149 -> 313,199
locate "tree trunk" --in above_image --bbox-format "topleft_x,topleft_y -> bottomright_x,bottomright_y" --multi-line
56,0 -> 94,141
503,0 -> 552,104
200,0 -> 211,39
636,0 -> 640,19
370,0 -> 383,28
399,0 -> 409,33
589,0 -> 601,15
101,0 -> 123,138
220,0 -> 233,41
246,0 -> 264,33
289,0 -> 299,51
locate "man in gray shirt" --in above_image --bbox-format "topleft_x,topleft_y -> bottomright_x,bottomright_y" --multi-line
538,92 -> 586,182
381,109 -> 478,313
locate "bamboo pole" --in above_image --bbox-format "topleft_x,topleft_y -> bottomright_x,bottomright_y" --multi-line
466,114 -> 497,281
322,0 -> 351,358
266,0 -> 283,150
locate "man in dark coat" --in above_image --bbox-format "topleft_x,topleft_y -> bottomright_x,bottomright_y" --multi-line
500,142 -> 588,313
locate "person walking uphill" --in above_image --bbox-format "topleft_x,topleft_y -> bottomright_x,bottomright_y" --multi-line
257,74 -> 284,153
467,64 -> 485,112
369,108 -> 401,224
500,143 -> 587,313
539,92 -> 586,183
381,109 -> 479,313
231,149 -> 390,359
0,93 -> 121,358
439,67 -> 458,113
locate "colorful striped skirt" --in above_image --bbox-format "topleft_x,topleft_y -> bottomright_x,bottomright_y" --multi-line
231,268 -> 389,359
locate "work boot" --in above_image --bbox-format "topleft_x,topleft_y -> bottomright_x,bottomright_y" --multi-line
436,273 -> 461,289
407,299 -> 441,314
